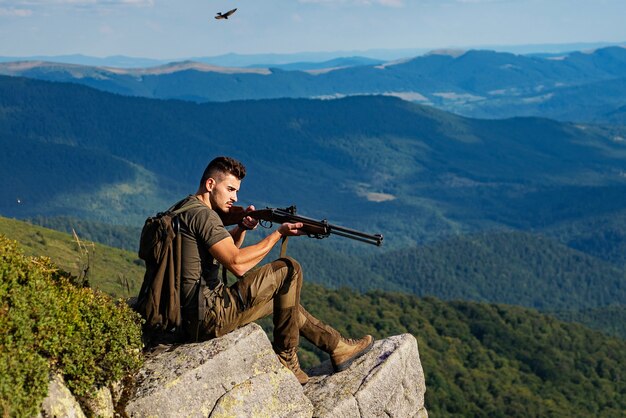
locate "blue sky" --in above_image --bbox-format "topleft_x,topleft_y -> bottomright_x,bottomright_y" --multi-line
1,0 -> 626,59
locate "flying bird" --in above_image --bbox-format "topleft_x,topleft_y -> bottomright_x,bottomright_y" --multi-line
215,8 -> 237,19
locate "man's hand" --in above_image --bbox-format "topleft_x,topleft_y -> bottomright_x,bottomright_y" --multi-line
278,222 -> 306,236
219,205 -> 245,226
238,205 -> 259,231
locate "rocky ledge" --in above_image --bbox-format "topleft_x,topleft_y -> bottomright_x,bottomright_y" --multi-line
41,323 -> 428,417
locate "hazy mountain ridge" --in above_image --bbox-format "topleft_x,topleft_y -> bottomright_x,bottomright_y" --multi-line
1,41 -> 622,68
2,46 -> 626,122
248,56 -> 385,71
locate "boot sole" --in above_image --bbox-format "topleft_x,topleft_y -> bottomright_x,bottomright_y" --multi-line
333,338 -> 375,372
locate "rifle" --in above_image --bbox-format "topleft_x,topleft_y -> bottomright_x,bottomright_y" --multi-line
224,205 -> 383,247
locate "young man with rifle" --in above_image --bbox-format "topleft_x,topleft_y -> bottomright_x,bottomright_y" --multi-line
154,156 -> 381,384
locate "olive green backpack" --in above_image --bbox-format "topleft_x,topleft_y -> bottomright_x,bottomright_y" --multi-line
135,198 -> 204,342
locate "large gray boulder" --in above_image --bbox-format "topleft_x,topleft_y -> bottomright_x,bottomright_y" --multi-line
125,323 -> 313,417
305,334 -> 428,418
124,323 -> 428,417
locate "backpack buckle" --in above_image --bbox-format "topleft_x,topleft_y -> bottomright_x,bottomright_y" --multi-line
172,216 -> 180,234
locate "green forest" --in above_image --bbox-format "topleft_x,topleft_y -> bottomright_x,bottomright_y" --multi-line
3,75 -> 626,248
295,288 -> 626,418
1,218 -> 625,417
1,75 -> 625,416
16,215 -> 626,339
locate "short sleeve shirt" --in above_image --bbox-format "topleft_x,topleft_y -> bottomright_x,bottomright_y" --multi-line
176,196 -> 231,311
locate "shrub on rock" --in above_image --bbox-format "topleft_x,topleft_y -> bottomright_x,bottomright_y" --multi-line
0,235 -> 143,417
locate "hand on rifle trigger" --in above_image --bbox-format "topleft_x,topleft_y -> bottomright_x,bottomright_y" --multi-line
239,205 -> 259,231
278,222 -> 306,237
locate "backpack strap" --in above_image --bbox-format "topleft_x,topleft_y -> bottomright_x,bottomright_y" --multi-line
168,197 -> 206,233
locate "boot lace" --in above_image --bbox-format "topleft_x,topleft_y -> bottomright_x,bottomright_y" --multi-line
341,336 -> 363,346
282,347 -> 301,369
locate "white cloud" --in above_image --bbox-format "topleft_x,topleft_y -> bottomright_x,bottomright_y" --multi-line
99,23 -> 114,34
455,0 -> 509,3
378,0 -> 403,7
116,0 -> 154,5
0,7 -> 32,16
298,0 -> 404,7
0,0 -> 154,7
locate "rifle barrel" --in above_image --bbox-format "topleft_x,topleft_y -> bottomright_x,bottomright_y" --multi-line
278,210 -> 383,246
329,228 -> 384,246
328,224 -> 383,246
247,207 -> 384,246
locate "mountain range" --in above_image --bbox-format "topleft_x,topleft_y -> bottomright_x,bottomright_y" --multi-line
1,41 -> 622,68
1,46 -> 626,123
1,67 -> 626,332
2,43 -> 626,416
2,74 -> 626,239
3,75 -> 626,241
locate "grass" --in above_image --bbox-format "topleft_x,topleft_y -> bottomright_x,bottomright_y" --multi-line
0,216 -> 144,298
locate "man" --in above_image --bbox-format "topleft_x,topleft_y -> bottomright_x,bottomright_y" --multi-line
175,156 -> 373,384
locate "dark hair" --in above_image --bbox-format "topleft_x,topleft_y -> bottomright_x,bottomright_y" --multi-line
200,156 -> 246,185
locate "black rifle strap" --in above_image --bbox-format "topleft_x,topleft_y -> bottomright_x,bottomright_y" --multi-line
221,264 -> 231,308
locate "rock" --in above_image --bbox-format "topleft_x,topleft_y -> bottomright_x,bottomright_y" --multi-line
79,385 -> 115,418
39,373 -> 86,418
304,334 -> 428,418
41,326 -> 428,418
108,380 -> 125,411
124,323 -> 313,417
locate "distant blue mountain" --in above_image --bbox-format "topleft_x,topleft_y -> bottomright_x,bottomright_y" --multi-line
0,53 -> 165,68
2,41 -> 623,68
244,56 -> 384,71
0,50 -> 417,69
189,51 -> 404,67
2,46 -> 625,123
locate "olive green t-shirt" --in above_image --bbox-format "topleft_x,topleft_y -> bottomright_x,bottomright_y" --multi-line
176,196 -> 231,313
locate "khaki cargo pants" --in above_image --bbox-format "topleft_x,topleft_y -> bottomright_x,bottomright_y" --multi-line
188,256 -> 304,351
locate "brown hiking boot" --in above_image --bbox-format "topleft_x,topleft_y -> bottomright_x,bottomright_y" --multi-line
276,347 -> 310,385
331,335 -> 374,372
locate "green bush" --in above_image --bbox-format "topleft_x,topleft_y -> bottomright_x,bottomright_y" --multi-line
0,235 -> 143,417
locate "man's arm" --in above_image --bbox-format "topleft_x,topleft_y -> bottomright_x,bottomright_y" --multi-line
209,222 -> 304,277
229,225 -> 247,248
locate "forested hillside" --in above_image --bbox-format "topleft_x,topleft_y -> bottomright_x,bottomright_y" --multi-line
1,229 -> 624,418
545,207 -> 626,268
2,76 -> 625,355
28,215 -> 142,252
365,231 -> 626,310
297,288 -> 626,418
3,216 -> 624,340
0,217 -> 143,297
2,75 -> 626,252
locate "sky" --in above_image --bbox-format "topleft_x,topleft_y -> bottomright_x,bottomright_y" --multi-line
1,0 -> 626,59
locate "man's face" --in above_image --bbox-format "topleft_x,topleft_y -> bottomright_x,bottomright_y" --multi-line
207,172 -> 241,213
